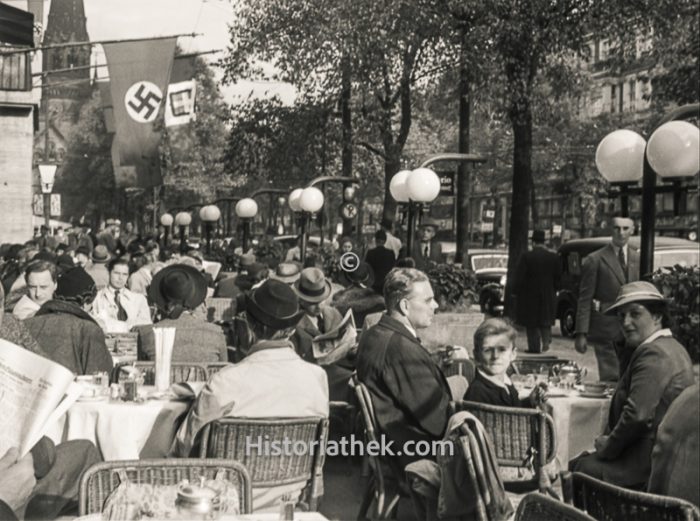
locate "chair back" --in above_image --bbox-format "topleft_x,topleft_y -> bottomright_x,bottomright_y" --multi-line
198,416 -> 328,509
515,493 -> 596,521
450,400 -> 556,493
561,471 -> 700,521
79,458 -> 252,516
205,297 -> 236,322
112,361 -> 208,385
205,362 -> 233,376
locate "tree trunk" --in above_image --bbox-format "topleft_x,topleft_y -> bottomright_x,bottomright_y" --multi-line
504,107 -> 533,318
340,56 -> 354,236
382,152 -> 400,227
456,27 -> 471,265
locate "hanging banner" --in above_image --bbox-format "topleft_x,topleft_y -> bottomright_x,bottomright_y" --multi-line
165,80 -> 196,127
103,37 -> 176,188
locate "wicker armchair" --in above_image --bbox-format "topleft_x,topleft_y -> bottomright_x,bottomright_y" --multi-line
561,471 -> 700,521
353,376 -> 410,520
79,458 -> 252,516
450,400 -> 557,496
205,362 -> 233,377
198,416 -> 328,511
516,493 -> 596,521
111,361 -> 208,385
205,297 -> 236,323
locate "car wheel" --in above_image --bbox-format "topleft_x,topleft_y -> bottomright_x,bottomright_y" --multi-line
560,306 -> 576,338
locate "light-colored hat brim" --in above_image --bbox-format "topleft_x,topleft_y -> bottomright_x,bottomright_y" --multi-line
269,272 -> 301,283
604,291 -> 669,315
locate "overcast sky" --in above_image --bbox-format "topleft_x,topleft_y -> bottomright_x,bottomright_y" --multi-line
6,0 -> 295,104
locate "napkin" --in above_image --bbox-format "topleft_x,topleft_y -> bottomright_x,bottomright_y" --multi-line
154,327 -> 176,392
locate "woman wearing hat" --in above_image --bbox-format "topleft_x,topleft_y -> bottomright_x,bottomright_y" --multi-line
136,264 -> 227,363
570,281 -> 694,489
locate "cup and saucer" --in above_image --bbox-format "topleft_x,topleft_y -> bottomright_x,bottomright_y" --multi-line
578,382 -> 609,399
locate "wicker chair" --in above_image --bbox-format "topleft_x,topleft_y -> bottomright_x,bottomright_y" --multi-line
111,361 -> 209,385
205,297 -> 236,323
353,376 -> 410,520
515,493 -> 596,521
79,458 -> 252,516
450,400 -> 557,496
561,471 -> 700,521
205,362 -> 233,377
198,416 -> 328,511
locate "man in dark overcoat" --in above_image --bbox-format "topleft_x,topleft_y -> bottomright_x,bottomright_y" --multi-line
513,229 -> 561,353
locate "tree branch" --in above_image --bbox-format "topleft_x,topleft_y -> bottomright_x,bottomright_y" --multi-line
357,141 -> 387,159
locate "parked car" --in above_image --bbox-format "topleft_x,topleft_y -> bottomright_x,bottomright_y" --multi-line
461,249 -> 509,315
556,236 -> 700,337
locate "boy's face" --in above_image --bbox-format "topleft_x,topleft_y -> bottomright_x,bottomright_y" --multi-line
478,333 -> 517,377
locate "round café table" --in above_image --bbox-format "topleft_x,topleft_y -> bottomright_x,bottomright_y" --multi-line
46,387 -> 190,460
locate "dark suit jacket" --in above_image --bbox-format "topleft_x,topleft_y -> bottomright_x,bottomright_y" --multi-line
513,246 -> 561,327
595,335 -> 694,486
403,240 -> 443,271
365,246 -> 396,294
356,314 -> 452,469
575,243 -> 639,343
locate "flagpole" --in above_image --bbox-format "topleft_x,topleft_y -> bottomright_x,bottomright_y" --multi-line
0,33 -> 201,56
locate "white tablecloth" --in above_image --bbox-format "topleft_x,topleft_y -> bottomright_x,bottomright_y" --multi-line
76,512 -> 330,520
46,390 -> 189,460
547,393 -> 611,470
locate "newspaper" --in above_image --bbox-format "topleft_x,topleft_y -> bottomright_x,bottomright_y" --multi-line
311,310 -> 357,365
0,339 -> 81,457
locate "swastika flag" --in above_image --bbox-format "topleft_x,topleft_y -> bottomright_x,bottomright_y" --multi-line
103,38 -> 176,188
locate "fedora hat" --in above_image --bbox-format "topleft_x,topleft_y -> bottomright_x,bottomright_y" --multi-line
338,261 -> 375,288
269,262 -> 301,284
419,217 -> 440,229
605,281 -> 669,315
239,253 -> 256,269
91,245 -> 111,263
245,279 -> 303,329
149,264 -> 208,311
294,267 -> 332,303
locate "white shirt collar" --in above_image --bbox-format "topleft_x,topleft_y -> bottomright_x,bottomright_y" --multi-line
477,368 -> 513,390
641,328 -> 673,346
403,321 -> 418,338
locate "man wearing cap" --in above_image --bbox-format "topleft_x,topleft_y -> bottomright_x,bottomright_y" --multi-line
36,225 -> 57,252
84,245 -> 111,290
405,218 -> 443,271
173,279 -> 328,511
291,268 -> 352,400
513,230 -> 561,353
575,215 -> 640,381
24,267 -> 113,375
92,257 -> 152,333
12,260 -> 58,320
137,264 -> 227,363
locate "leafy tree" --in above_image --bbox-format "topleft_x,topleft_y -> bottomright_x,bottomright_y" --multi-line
54,88 -> 118,225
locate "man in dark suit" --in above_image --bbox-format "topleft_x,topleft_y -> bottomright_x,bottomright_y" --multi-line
403,218 -> 443,271
575,216 -> 639,381
356,267 -> 451,470
513,230 -> 562,353
365,229 -> 396,294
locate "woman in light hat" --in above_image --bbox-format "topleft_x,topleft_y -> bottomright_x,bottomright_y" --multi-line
570,281 -> 694,489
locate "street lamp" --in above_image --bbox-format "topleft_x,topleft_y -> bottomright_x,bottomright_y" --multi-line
289,187 -> 324,261
39,164 -> 57,229
235,198 -> 258,253
174,211 -> 192,254
389,167 -> 441,255
596,105 -> 699,277
160,212 -> 173,249
199,205 -> 221,255
595,129 -> 646,216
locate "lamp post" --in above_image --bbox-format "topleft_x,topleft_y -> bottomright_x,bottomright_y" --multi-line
289,187 -> 324,262
174,211 -> 192,254
235,198 -> 258,253
307,175 -> 356,243
39,164 -> 57,229
277,195 -> 287,234
389,168 -> 441,255
199,205 -> 221,255
160,212 -> 173,250
596,103 -> 699,278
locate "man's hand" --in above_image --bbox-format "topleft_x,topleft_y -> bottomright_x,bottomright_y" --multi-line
574,334 -> 588,354
528,382 -> 548,407
0,448 -> 36,513
594,435 -> 610,454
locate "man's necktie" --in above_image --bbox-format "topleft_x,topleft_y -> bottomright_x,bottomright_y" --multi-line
114,290 -> 128,321
424,244 -> 429,258
618,247 -> 627,282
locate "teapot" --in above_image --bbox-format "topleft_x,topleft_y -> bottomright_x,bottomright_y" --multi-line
551,361 -> 587,385
175,479 -> 222,519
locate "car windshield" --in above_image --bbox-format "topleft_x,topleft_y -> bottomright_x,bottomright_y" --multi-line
654,250 -> 699,268
471,254 -> 508,271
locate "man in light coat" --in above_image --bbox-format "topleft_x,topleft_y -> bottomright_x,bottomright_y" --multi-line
575,216 -> 639,381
